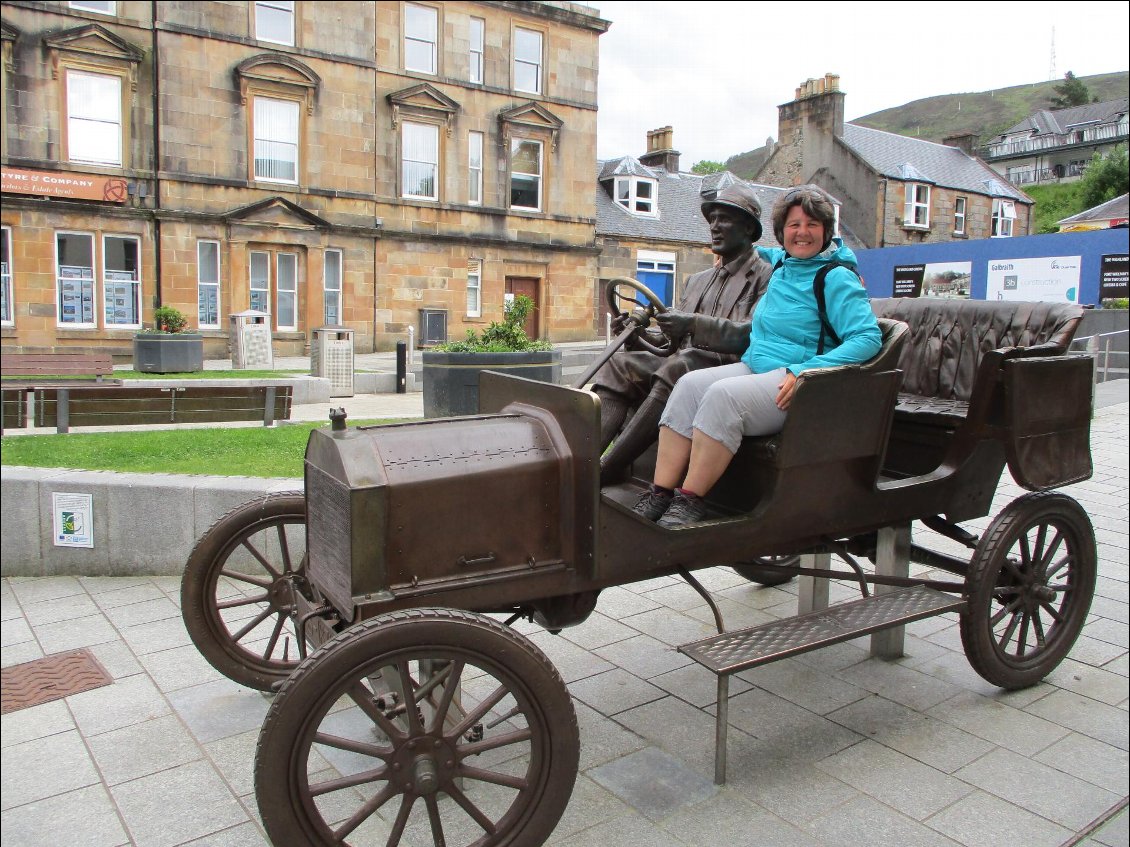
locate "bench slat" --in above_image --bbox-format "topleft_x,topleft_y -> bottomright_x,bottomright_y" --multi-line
2,353 -> 115,378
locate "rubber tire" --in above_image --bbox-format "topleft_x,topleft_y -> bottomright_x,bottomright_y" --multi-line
732,555 -> 800,587
181,492 -> 308,690
255,608 -> 580,847
960,492 -> 1096,690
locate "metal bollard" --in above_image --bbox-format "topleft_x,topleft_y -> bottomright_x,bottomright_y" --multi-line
396,341 -> 407,394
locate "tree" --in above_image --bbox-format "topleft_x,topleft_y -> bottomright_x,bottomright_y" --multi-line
1049,71 -> 1092,109
1078,143 -> 1129,208
691,160 -> 726,175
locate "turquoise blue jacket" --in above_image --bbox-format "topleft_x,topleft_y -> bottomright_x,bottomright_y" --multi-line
742,240 -> 881,376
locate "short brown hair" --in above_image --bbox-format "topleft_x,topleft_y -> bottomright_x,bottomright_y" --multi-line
771,185 -> 837,251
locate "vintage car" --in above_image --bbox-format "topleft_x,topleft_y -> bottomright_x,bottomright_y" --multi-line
181,280 -> 1096,847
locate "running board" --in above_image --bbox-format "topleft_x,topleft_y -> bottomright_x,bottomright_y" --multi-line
678,585 -> 966,784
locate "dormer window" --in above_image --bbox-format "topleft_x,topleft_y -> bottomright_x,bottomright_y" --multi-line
615,176 -> 658,217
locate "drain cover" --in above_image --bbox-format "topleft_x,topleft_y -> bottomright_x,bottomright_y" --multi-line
1,649 -> 113,714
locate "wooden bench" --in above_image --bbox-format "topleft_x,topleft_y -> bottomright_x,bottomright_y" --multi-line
1,352 -> 121,386
31,384 -> 293,433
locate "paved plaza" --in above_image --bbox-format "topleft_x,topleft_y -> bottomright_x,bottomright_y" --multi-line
1,385 -> 1127,847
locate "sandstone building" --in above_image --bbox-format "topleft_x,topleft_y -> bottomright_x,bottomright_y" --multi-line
1,0 -> 608,357
755,75 -> 1033,249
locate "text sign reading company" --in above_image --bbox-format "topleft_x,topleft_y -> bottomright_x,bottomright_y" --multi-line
1,167 -> 129,203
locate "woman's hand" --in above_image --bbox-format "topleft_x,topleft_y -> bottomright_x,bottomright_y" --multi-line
775,371 -> 798,410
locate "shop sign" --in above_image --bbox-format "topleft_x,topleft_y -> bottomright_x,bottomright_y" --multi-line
1,167 -> 128,203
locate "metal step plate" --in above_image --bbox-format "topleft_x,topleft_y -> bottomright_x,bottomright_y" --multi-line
679,586 -> 966,675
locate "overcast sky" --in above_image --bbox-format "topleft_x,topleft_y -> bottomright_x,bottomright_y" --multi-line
593,1 -> 1130,167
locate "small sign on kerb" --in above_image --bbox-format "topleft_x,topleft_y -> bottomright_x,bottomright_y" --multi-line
52,493 -> 94,548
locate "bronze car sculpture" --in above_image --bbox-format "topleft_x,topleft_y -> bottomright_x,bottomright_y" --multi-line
181,278 -> 1096,847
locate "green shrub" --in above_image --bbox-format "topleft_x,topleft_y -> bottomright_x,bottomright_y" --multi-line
439,295 -> 552,353
153,305 -> 189,333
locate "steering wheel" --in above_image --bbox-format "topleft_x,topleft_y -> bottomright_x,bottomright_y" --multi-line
604,277 -> 672,357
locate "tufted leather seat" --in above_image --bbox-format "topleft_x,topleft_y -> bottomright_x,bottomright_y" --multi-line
870,298 -> 1084,426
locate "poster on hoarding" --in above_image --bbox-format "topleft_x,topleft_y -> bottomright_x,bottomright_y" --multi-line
985,256 -> 1081,303
1100,254 -> 1128,300
52,492 -> 94,548
892,262 -> 972,298
892,265 -> 924,297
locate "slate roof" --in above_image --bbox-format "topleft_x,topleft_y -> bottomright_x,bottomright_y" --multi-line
595,157 -> 786,248
840,124 -> 1030,203
1057,192 -> 1129,226
999,98 -> 1129,137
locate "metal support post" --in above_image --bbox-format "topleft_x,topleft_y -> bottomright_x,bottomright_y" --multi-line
715,675 -> 729,785
871,523 -> 912,658
396,341 -> 407,394
57,389 -> 70,434
264,386 -> 277,427
797,551 -> 831,614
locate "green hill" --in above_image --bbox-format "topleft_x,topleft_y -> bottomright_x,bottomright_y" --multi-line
851,71 -> 1128,143
727,71 -> 1129,179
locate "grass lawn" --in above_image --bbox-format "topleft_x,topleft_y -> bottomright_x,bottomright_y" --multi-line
0,419 -> 400,478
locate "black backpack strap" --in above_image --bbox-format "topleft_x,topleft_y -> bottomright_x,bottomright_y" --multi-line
813,261 -> 860,355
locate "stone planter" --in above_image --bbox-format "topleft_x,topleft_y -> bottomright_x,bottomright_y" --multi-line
133,333 -> 204,373
422,350 -> 561,418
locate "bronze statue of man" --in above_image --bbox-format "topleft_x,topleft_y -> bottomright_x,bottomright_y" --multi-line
592,183 -> 773,483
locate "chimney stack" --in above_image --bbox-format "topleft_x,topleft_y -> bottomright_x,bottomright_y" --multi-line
639,126 -> 681,173
942,132 -> 981,156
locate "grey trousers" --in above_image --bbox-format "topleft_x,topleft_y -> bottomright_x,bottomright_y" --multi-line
658,362 -> 789,453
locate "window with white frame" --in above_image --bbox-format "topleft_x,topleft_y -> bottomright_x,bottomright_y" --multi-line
56,232 -> 96,327
466,258 -> 482,317
255,1 -> 295,46
405,3 -> 438,74
469,17 -> 484,84
614,176 -> 658,217
69,1 -> 115,14
197,240 -> 221,328
324,249 -> 342,325
903,183 -> 930,228
953,196 -> 967,235
991,199 -> 1016,238
510,138 -> 542,211
276,253 -> 298,330
1,227 -> 13,325
514,27 -> 542,94
253,96 -> 300,183
67,70 -> 122,166
102,235 -> 140,327
402,122 -> 439,200
250,251 -> 271,314
468,131 -> 483,206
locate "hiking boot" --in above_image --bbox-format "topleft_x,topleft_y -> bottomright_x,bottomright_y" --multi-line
632,489 -> 672,522
657,492 -> 707,528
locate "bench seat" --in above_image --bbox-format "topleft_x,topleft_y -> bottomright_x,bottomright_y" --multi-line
871,298 -> 1085,427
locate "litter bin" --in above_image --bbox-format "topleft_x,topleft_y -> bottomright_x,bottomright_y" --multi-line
311,326 -> 354,397
230,309 -> 273,369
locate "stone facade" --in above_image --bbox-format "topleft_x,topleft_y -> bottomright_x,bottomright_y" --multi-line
755,75 -> 1032,249
1,1 -> 608,357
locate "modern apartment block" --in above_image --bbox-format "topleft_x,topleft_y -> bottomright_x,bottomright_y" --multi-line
0,1 -> 608,357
